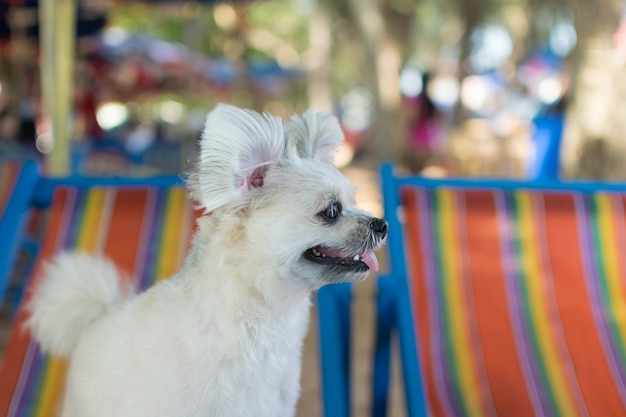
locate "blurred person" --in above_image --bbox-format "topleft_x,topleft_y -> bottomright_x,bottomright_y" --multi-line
17,97 -> 37,152
402,72 -> 445,173
74,80 -> 103,143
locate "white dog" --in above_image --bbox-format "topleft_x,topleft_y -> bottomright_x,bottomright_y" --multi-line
26,104 -> 388,417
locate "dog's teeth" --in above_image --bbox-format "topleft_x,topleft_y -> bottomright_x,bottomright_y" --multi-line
312,248 -> 321,257
353,255 -> 361,261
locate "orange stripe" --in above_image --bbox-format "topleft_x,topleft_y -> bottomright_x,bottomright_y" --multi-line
104,189 -> 150,287
402,187 -> 442,416
464,190 -> 535,417
544,193 -> 624,414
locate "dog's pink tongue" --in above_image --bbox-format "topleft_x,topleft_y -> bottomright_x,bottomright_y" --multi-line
361,250 -> 379,272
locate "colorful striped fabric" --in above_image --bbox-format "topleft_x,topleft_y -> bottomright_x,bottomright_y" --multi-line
402,186 -> 626,417
0,186 -> 199,417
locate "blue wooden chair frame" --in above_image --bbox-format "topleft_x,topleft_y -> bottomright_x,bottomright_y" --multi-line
0,160 -> 183,310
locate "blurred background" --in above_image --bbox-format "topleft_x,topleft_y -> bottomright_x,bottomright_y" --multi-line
0,0 -> 624,180
2,1 -> 626,416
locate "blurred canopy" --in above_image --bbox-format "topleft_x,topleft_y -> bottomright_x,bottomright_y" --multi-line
0,0 -> 625,179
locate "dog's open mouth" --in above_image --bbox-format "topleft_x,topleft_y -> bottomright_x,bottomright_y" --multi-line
304,245 -> 379,272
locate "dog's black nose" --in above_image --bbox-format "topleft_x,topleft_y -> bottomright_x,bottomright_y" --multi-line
371,218 -> 388,240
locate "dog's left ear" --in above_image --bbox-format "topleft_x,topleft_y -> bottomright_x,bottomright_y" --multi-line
189,104 -> 285,213
286,110 -> 344,165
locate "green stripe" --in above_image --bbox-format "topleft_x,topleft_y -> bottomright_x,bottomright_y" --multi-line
25,352 -> 47,417
510,193 -> 561,417
432,190 -> 468,417
590,195 -> 626,368
143,189 -> 167,289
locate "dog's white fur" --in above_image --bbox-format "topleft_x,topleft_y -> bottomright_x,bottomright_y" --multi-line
26,104 -> 387,417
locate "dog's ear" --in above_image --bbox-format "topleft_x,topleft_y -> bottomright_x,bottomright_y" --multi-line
189,104 -> 285,213
286,109 -> 344,165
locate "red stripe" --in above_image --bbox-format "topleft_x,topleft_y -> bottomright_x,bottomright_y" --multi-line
103,189 -> 150,288
543,193 -> 625,414
463,190 -> 536,417
402,187 -> 445,416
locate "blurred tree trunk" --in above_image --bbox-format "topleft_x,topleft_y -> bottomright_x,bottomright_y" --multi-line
452,0 -> 484,125
307,8 -> 333,112
344,0 -> 410,162
561,0 -> 626,179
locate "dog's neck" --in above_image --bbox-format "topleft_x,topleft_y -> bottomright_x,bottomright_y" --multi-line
176,215 -> 312,357
182,215 -> 312,314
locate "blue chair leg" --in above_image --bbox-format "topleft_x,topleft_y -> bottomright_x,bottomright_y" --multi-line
395,280 -> 429,417
372,275 -> 396,417
318,283 -> 352,417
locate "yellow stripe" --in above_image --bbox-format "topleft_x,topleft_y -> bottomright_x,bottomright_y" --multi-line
155,188 -> 188,282
517,192 -> 577,417
76,188 -> 108,253
439,190 -> 485,417
595,195 -> 626,333
34,356 -> 67,417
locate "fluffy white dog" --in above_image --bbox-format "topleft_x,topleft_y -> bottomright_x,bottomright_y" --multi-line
26,104 -> 388,417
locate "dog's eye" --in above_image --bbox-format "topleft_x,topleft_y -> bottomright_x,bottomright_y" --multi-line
320,202 -> 342,222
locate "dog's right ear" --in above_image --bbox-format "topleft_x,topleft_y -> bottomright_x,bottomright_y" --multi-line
188,104 -> 285,213
286,109 -> 344,165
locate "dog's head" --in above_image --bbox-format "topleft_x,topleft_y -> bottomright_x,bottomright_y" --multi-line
188,104 -> 387,287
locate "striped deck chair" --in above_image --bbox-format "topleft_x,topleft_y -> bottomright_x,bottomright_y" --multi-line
318,163 -> 626,417
0,161 -> 198,416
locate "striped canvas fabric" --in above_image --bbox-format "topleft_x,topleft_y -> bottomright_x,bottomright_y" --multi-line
402,186 -> 626,417
0,186 -> 199,417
